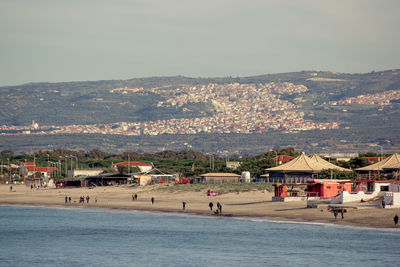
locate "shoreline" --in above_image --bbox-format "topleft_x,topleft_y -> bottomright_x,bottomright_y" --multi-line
1,185 -> 400,230
3,203 -> 400,233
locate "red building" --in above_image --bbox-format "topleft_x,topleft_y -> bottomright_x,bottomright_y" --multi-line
273,179 -> 352,199
273,155 -> 295,165
306,179 -> 352,198
20,162 -> 57,178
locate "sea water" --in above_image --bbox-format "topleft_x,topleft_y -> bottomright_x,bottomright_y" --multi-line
0,205 -> 399,267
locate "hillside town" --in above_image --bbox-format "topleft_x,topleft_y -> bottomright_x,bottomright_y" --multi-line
333,89 -> 400,106
0,82 -> 340,136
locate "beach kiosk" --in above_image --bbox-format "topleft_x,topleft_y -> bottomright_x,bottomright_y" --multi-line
266,153 -> 352,202
355,153 -> 400,180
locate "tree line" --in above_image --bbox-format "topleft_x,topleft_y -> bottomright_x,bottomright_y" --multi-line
0,147 -> 379,180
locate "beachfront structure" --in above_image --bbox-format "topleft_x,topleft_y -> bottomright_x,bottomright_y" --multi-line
67,168 -> 104,178
331,180 -> 400,204
198,173 -> 241,183
265,153 -> 352,184
306,179 -> 352,198
273,179 -> 351,202
355,153 -> 400,180
64,173 -> 131,187
132,168 -> 177,185
112,161 -> 153,172
382,162 -> 400,180
273,184 -> 307,201
20,162 -> 57,179
321,152 -> 358,162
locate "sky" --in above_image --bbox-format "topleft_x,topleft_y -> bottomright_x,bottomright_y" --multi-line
0,0 -> 399,86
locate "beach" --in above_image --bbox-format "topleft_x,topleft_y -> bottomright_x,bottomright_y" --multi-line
1,184 -> 399,229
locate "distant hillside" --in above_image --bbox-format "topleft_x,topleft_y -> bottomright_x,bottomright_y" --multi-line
1,70 -> 400,154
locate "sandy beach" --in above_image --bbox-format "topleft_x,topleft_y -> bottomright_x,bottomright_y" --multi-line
1,184 -> 400,229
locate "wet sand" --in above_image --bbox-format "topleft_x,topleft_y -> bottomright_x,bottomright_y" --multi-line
1,184 -> 400,229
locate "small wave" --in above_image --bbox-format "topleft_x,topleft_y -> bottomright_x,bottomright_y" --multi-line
233,216 -> 400,234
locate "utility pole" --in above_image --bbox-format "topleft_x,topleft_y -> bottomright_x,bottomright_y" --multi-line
8,158 -> 11,182
47,154 -> 49,179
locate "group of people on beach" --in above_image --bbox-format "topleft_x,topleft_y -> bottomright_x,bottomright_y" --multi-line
79,195 -> 91,203
64,195 -> 96,204
30,184 -> 40,190
209,201 -> 222,214
131,193 -> 155,205
64,196 -> 72,203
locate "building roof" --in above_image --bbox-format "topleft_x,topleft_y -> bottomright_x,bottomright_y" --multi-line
309,155 -> 352,172
273,155 -> 295,162
308,179 -> 351,184
266,153 -> 351,173
113,161 -> 152,167
21,162 -> 57,173
355,153 -> 400,171
200,173 -> 241,177
383,162 -> 400,169
24,166 -> 58,172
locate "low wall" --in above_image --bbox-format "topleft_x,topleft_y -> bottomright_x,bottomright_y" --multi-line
331,191 -> 381,204
272,196 -> 306,202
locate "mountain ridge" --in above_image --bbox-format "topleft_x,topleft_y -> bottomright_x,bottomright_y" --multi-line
1,69 -> 400,154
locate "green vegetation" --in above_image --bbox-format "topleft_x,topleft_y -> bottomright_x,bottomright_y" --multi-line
1,147 -> 368,184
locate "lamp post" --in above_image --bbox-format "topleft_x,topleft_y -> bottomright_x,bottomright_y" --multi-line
271,150 -> 278,166
8,158 -> 11,183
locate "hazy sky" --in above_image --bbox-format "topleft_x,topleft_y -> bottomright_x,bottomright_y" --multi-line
1,0 -> 399,86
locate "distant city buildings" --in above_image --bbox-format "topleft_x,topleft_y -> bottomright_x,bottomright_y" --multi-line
332,89 -> 400,106
1,82 -> 341,137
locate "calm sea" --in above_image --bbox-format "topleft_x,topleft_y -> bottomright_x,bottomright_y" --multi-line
0,205 -> 399,267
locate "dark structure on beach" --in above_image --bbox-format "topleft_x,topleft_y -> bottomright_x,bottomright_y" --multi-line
63,173 -> 131,187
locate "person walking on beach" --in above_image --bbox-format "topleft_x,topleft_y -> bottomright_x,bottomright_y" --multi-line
394,215 -> 399,227
341,210 -> 344,219
65,195 -> 68,203
151,197 -> 155,204
86,195 -> 90,204
68,196 -> 71,203
333,210 -> 338,220
132,193 -> 135,201
217,202 -> 222,214
182,201 -> 186,210
382,199 -> 386,209
135,193 -> 138,200
209,202 -> 213,211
